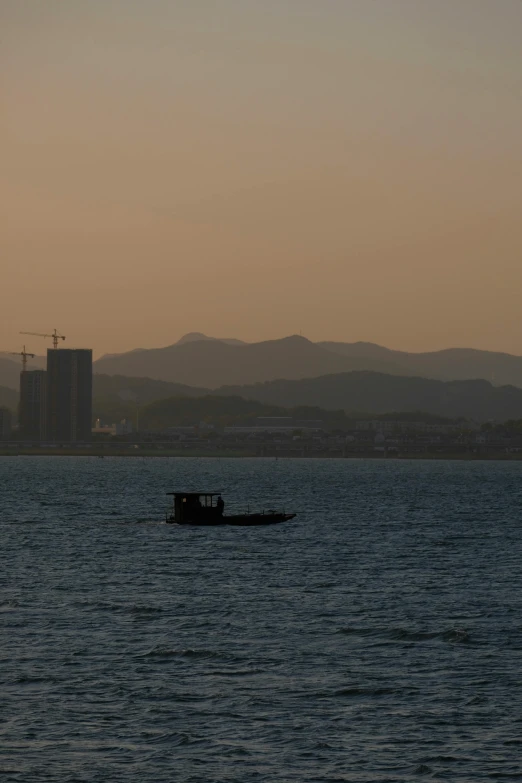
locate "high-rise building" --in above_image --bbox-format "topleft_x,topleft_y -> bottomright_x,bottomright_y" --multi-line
19,370 -> 47,440
46,349 -> 92,442
0,407 -> 12,441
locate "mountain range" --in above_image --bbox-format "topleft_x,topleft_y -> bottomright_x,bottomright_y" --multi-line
320,342 -> 521,385
93,334 -> 522,390
3,334 -> 522,391
94,336 -> 368,388
218,373 -> 522,422
4,368 -> 522,423
92,372 -> 522,424
3,333 -> 522,423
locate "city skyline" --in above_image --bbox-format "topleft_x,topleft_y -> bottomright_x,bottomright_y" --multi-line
3,1 -> 522,356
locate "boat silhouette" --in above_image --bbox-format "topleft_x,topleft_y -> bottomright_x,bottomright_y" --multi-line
166,492 -> 296,526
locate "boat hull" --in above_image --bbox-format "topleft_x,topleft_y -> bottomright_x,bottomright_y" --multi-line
167,513 -> 296,526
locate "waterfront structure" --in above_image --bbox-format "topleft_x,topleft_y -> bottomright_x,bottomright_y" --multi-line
19,370 -> 47,440
0,407 -> 12,440
91,418 -> 133,437
47,349 -> 92,442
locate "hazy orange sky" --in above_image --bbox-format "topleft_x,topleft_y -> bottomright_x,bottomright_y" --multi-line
3,1 -> 522,357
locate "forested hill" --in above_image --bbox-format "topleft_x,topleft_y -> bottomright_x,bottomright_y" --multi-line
137,396 -> 352,431
93,370 -> 522,426
218,372 -> 522,422
5,368 -> 522,425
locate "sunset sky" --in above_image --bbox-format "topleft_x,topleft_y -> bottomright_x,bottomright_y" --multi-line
3,1 -> 521,357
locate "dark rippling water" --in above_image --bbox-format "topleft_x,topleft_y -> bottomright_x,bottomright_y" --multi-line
2,457 -> 522,782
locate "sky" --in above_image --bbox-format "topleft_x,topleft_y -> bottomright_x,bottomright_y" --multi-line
2,0 -> 522,357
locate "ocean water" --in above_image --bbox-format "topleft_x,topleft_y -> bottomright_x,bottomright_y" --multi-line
1,456 -> 522,782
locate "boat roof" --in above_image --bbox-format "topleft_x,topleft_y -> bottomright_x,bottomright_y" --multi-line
166,491 -> 223,496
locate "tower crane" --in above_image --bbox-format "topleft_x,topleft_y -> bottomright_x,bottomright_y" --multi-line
7,346 -> 35,372
20,329 -> 66,349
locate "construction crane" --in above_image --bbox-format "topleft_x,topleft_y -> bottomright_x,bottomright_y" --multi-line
7,346 -> 35,372
20,329 -> 66,349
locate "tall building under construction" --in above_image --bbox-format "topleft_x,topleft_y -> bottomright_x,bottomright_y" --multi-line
46,349 -> 93,442
19,370 -> 47,440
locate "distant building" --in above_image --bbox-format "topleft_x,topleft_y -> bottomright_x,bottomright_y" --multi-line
92,420 -> 114,436
225,417 -> 324,434
114,419 -> 133,436
0,407 -> 12,440
19,370 -> 47,440
47,349 -> 92,442
355,420 -> 475,434
92,419 -> 133,437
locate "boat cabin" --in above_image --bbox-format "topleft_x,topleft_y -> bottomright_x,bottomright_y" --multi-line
166,492 -> 224,524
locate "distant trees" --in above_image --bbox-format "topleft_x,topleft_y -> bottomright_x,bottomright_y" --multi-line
91,391 -> 473,434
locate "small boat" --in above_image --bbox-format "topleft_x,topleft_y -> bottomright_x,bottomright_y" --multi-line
166,492 -> 296,526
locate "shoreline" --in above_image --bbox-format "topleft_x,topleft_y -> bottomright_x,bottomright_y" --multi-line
1,448 -> 522,461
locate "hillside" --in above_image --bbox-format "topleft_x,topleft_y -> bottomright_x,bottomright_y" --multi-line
93,336 -> 408,388
6,357 -> 522,424
93,374 -> 206,404
92,375 -> 206,424
0,373 -> 209,423
93,334 -> 522,389
137,395 -> 352,431
96,332 -> 246,363
218,372 -> 522,422
93,369 -> 522,424
6,336 -> 522,391
93,374 -> 207,424
321,342 -> 522,387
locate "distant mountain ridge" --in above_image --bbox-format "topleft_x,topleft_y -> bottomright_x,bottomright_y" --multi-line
320,341 -> 522,386
93,374 -> 206,404
4,365 -> 522,423
93,368 -> 522,423
4,333 -> 522,396
94,370 -> 522,423
92,334 -> 522,390
218,372 -> 522,422
97,332 -> 246,362
175,332 -> 246,347
94,335 -> 414,388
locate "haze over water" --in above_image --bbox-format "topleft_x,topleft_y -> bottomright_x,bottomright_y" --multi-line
2,456 -> 522,781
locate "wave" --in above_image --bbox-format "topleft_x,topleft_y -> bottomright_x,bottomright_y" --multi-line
334,686 -> 397,697
337,626 -> 470,643
128,605 -> 163,615
12,675 -> 56,685
304,685 -> 398,700
72,600 -> 163,615
140,647 -> 230,661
